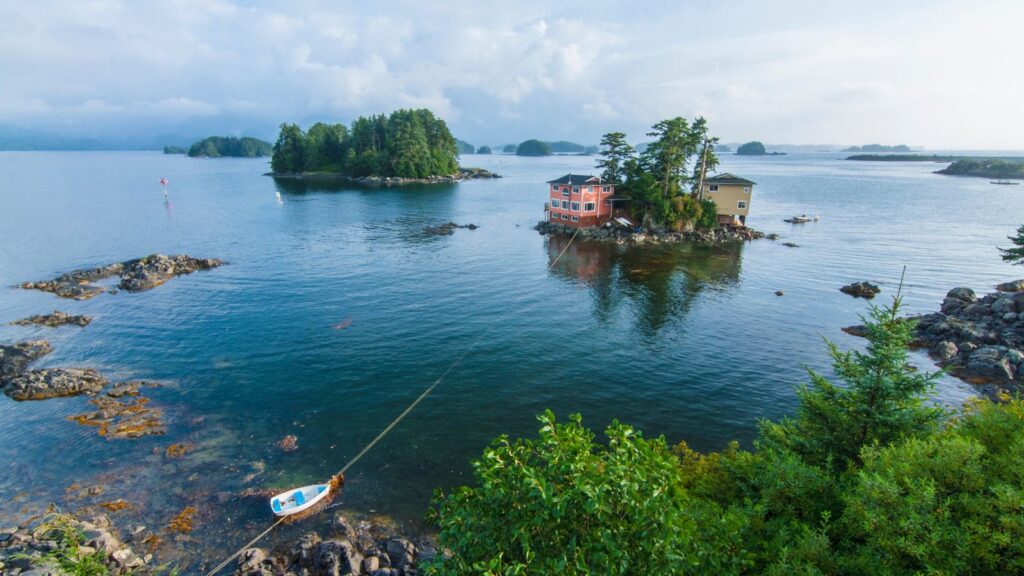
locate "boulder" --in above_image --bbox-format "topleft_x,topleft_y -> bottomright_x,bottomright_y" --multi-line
839,281 -> 881,299
386,538 -> 416,570
316,539 -> 363,576
0,340 -> 53,381
3,368 -> 107,401
946,287 -> 977,303
996,279 -> 1024,293
992,296 -> 1018,315
961,346 -> 1015,382
931,341 -> 959,361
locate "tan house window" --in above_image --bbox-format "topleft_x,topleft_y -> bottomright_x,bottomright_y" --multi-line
738,201 -> 748,209
743,187 -> 751,193
584,202 -> 595,212
709,184 -> 719,192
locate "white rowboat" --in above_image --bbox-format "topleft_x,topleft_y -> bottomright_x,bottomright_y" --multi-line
270,483 -> 331,517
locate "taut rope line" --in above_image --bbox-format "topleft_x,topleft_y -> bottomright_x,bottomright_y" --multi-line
205,226 -> 582,576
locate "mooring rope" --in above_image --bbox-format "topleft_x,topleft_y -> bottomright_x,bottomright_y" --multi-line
205,226 -> 582,576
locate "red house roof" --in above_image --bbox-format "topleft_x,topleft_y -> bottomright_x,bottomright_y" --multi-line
546,174 -> 607,185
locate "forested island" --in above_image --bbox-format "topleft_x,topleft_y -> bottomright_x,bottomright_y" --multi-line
268,108 -> 498,183
505,139 -> 597,156
846,154 -> 962,162
188,136 -> 272,158
937,158 -> 1024,179
162,145 -> 186,154
736,141 -> 786,156
843,144 -> 912,152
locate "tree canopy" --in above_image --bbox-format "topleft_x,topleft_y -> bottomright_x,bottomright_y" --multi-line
476,145 -> 492,155
594,117 -> 720,229
162,145 -> 186,154
456,139 -> 475,155
187,136 -> 272,158
502,144 -> 517,153
1000,224 -> 1024,264
269,109 -> 459,178
430,296 -> 1024,574
937,158 -> 1024,179
735,141 -> 767,155
516,139 -> 552,156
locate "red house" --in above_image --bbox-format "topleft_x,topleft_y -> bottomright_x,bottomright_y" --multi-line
546,174 -> 615,228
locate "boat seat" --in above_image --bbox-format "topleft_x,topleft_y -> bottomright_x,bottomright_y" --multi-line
272,499 -> 282,513
318,485 -> 326,493
293,491 -> 305,506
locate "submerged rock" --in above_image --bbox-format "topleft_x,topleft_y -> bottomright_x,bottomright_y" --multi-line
0,340 -> 53,381
12,310 -> 93,328
840,281 -> 881,299
425,222 -> 479,235
4,368 -> 107,401
68,394 -> 166,439
21,254 -> 224,300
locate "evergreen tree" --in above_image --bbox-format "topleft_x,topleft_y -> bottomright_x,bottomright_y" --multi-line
999,224 -> 1024,264
689,117 -> 720,195
760,295 -> 944,471
595,132 -> 635,184
270,124 -> 306,173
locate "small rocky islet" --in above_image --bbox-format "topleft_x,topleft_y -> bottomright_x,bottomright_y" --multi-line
11,310 -> 92,327
535,220 -> 765,245
269,166 -> 501,187
845,279 -> 1024,397
21,253 -> 224,300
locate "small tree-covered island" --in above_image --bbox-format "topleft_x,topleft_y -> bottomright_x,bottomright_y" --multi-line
268,109 -> 499,184
188,136 -> 273,157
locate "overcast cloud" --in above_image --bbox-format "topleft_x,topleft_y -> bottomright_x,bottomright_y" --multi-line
1,0 -> 1022,148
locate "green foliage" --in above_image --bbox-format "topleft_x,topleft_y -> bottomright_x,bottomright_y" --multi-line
515,139 -> 552,156
187,136 -> 272,158
736,141 -> 767,155
431,297 -> 1024,574
502,144 -> 518,153
269,109 -> 459,178
21,512 -> 111,576
760,298 -> 944,472
697,199 -> 718,229
162,145 -> 185,154
595,132 -> 634,184
456,139 -> 476,154
429,411 -> 703,575
937,158 -> 1024,179
476,145 -> 492,154
546,140 -> 586,153
999,224 -> 1024,264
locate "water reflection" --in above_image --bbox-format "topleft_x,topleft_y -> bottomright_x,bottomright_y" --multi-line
272,176 -> 457,197
546,237 -> 744,332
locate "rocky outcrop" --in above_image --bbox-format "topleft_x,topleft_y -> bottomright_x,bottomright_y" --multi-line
21,254 -> 224,300
0,340 -> 53,381
997,279 -> 1024,293
4,368 -> 107,401
425,222 -> 479,235
0,513 -> 153,575
236,513 -> 435,576
535,221 -> 765,245
118,254 -> 224,292
268,167 -> 501,186
845,283 -> 1024,395
12,310 -> 93,327
840,281 -> 881,299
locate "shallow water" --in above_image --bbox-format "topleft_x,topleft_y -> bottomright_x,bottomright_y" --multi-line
0,150 -> 1019,569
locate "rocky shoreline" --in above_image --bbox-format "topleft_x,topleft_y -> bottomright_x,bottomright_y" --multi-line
235,513 -> 435,576
268,166 -> 501,186
535,220 -> 765,245
21,254 -> 224,300
12,310 -> 92,327
845,280 -> 1024,397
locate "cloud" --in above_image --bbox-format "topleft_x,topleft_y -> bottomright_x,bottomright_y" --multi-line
0,0 -> 1021,148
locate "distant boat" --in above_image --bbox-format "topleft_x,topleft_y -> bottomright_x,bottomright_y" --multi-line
270,483 -> 331,517
990,180 -> 1020,185
784,214 -> 814,224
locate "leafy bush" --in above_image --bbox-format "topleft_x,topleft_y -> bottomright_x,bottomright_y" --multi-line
430,296 -> 1024,574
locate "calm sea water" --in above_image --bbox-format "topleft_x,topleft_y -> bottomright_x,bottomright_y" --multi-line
0,150 -> 1020,567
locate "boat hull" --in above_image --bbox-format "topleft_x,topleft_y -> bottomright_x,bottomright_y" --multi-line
270,483 -> 331,517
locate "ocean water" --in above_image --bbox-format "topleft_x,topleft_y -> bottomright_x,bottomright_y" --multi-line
0,150 -> 1020,569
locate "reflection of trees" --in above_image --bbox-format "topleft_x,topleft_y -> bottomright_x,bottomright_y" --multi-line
546,237 -> 743,333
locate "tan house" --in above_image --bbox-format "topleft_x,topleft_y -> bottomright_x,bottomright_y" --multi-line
701,173 -> 755,226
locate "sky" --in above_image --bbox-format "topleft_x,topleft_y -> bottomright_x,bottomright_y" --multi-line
1,0 -> 1022,149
